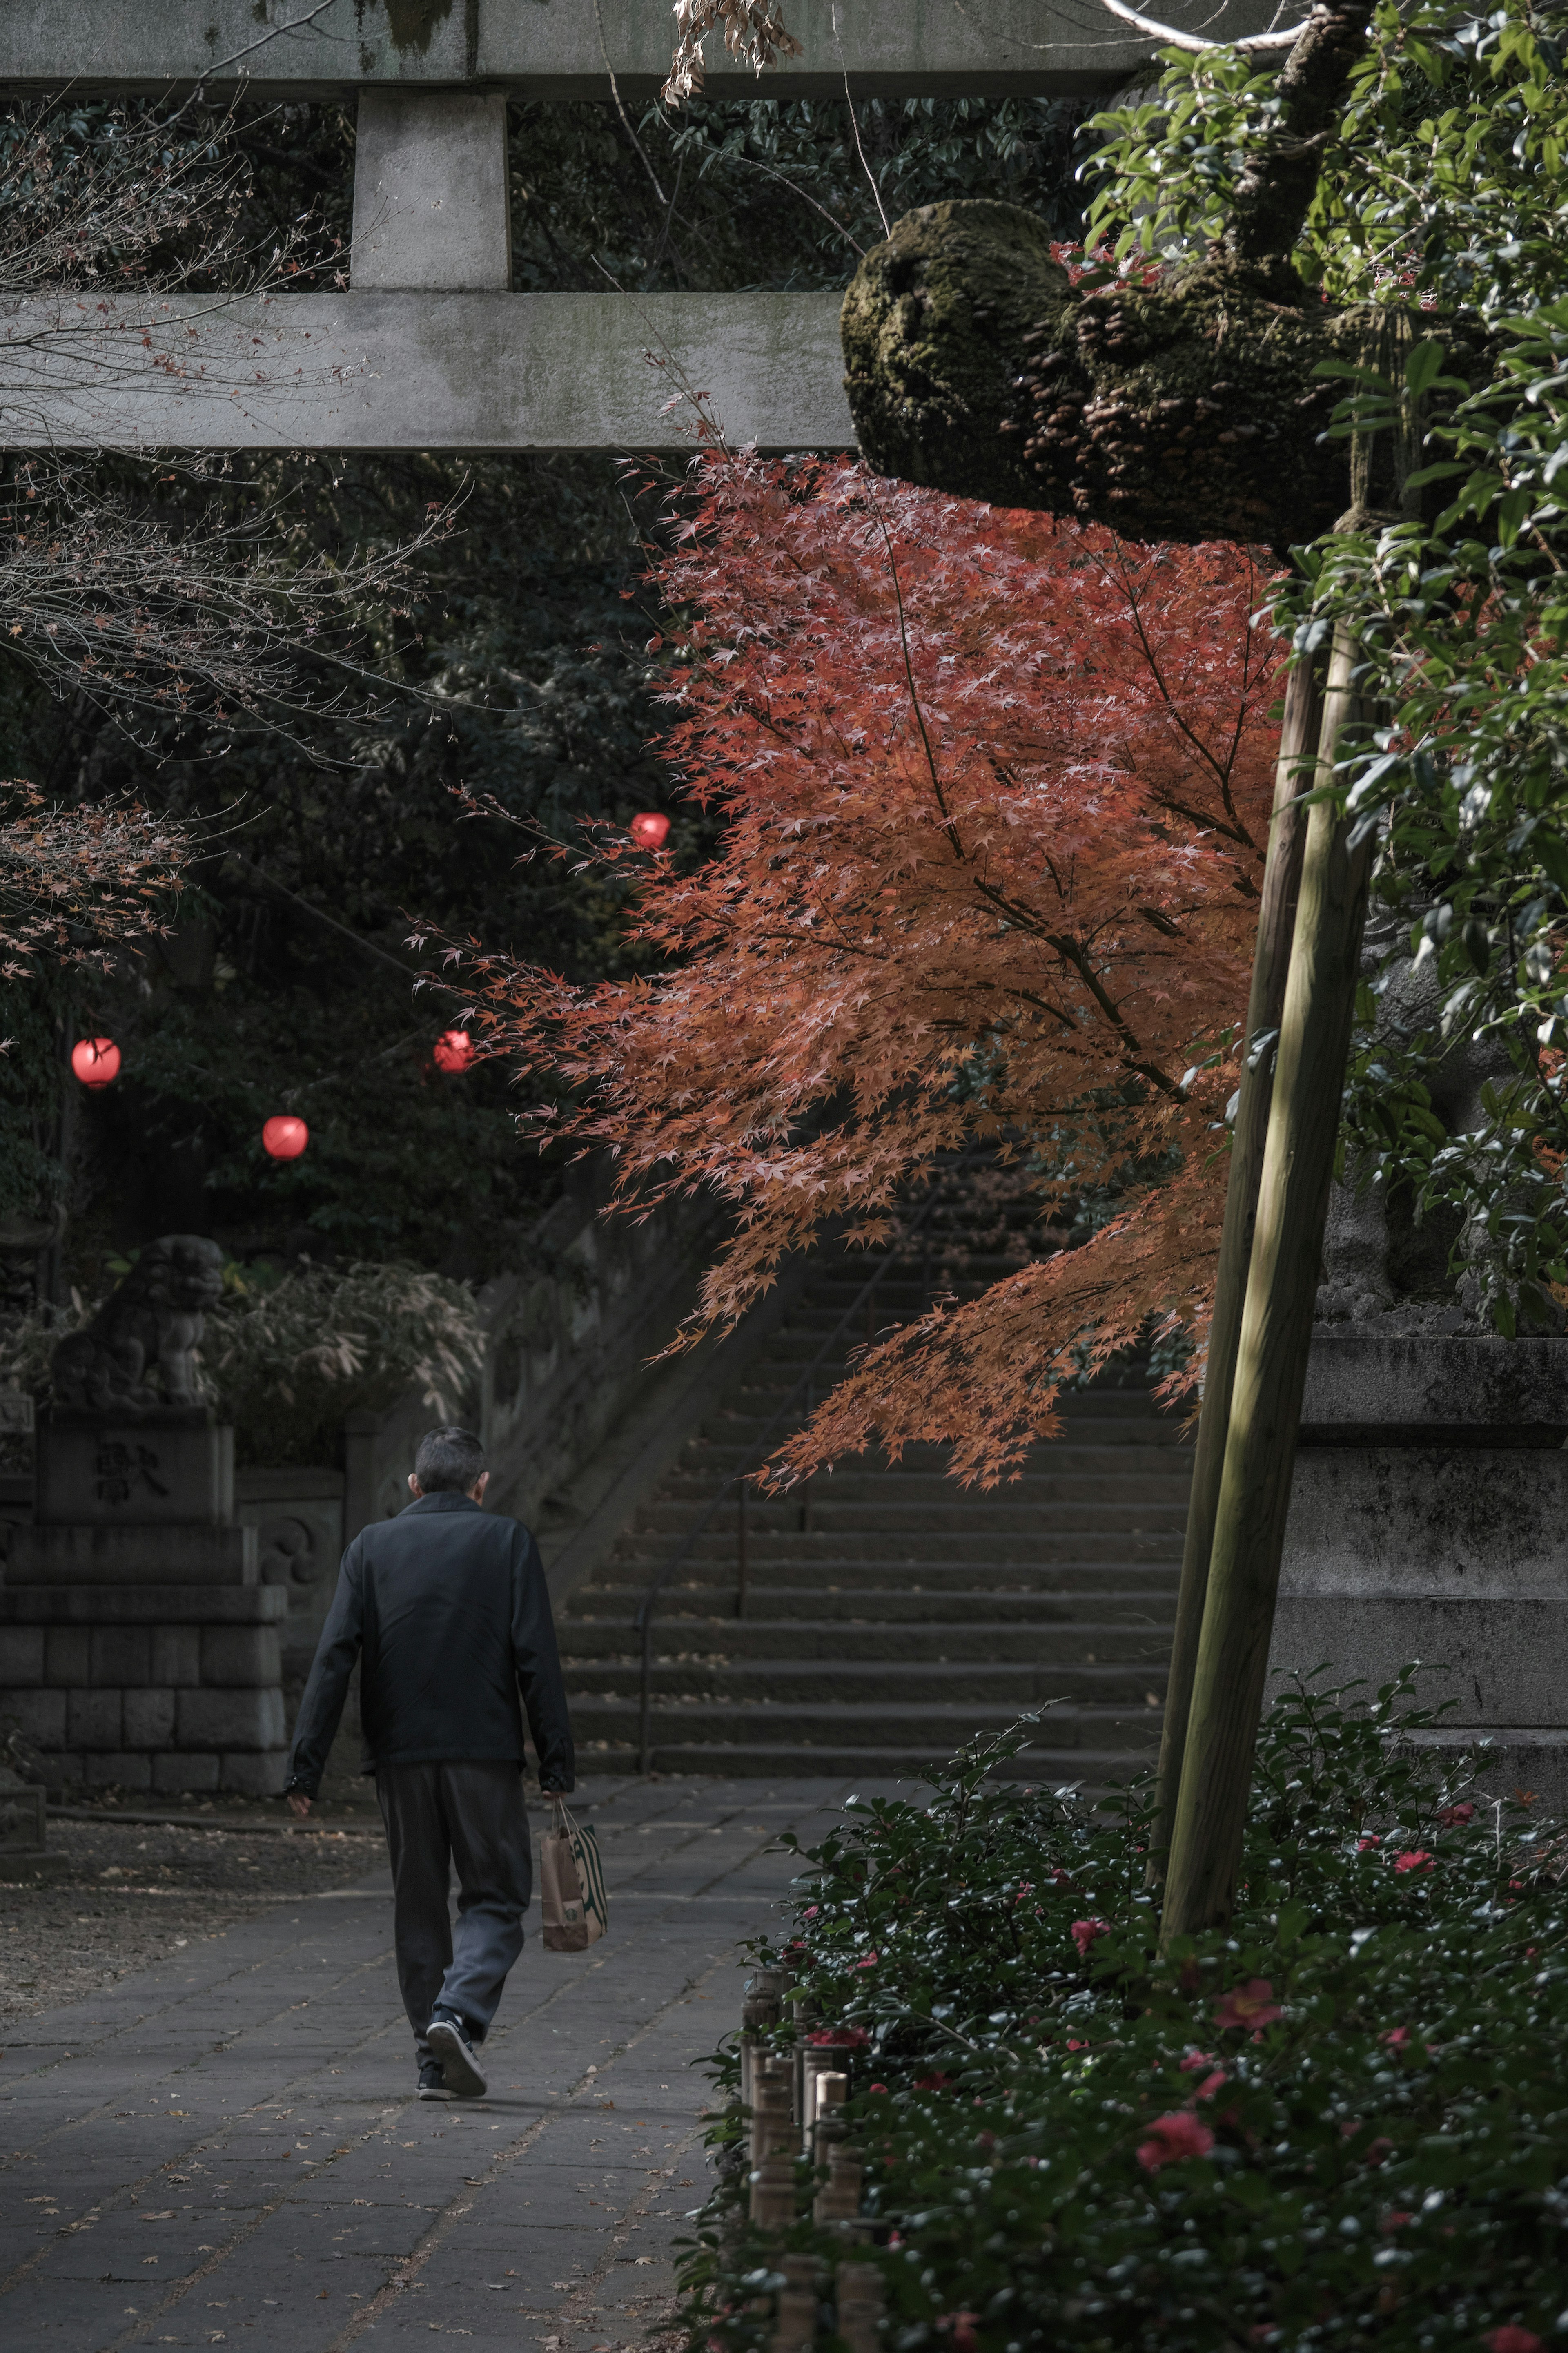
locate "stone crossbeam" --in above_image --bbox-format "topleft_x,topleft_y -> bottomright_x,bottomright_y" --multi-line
0,0 -> 1278,453
0,290 -> 855,452
0,0 -> 1277,100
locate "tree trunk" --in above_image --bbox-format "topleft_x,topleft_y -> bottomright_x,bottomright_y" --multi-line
1149,650 -> 1322,1878
1159,623 -> 1373,1940
838,206 -> 1488,551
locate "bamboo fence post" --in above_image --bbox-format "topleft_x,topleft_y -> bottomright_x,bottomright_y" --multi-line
1160,622 -> 1373,1940
1149,652 -> 1323,1875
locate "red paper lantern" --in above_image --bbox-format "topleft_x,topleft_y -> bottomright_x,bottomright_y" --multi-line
433,1028 -> 475,1074
629,811 -> 670,850
262,1115 -> 309,1161
71,1037 -> 121,1090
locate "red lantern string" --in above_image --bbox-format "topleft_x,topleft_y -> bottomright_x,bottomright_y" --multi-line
71,1037 -> 121,1090
262,1115 -> 309,1160
433,1029 -> 475,1073
629,811 -> 670,849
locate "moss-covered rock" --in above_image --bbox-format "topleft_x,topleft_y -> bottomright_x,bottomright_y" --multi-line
841,200 -> 1482,548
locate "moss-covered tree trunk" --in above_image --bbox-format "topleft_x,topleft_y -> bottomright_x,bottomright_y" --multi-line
836,1 -> 1482,550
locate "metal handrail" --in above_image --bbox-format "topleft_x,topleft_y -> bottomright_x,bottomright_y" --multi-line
633,1166 -> 977,1774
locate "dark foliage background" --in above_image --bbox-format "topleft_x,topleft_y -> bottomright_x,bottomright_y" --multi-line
0,90 -> 1089,1290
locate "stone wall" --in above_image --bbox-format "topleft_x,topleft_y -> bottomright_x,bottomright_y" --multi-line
1269,940 -> 1568,1802
1273,1334 -> 1568,1802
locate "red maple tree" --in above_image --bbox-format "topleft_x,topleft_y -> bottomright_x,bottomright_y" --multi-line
435,454 -> 1282,1483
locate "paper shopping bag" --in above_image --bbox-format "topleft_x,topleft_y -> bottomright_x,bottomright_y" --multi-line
539,1796 -> 608,1952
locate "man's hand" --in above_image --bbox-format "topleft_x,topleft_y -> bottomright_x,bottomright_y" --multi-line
287,1790 -> 312,1819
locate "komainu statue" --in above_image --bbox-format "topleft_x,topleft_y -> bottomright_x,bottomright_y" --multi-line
51,1235 -> 225,1413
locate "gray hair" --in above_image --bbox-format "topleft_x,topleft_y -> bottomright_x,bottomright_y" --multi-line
414,1425 -> 486,1495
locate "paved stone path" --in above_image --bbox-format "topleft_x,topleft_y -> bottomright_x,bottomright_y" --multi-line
0,1775 -> 879,2353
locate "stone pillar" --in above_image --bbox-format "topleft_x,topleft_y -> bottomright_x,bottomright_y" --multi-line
1274,1337 -> 1568,1799
350,91 -> 512,291
0,1407 -> 291,1797
1270,930 -> 1568,1801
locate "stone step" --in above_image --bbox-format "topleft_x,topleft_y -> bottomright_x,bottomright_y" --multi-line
585,1557 -> 1185,1597
650,1468 -> 1192,1508
609,1528 -> 1186,1566
547,1203 -> 1188,1787
570,1695 -> 1165,1750
569,1581 -> 1178,1624
575,1738 -> 1157,1787
558,1616 -> 1172,1662
562,1658 -> 1169,1705
699,1402 -> 1190,1447
625,1496 -> 1189,1534
667,1441 -> 1193,1479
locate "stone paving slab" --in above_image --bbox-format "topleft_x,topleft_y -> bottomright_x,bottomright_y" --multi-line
1,1774 -> 905,2353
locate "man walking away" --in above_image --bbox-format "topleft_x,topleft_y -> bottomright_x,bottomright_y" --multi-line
283,1425 -> 574,2103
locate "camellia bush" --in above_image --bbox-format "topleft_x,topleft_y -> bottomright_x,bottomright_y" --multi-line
679,1676 -> 1568,2353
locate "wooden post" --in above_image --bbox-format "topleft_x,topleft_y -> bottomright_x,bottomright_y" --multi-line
835,2262 -> 886,2353
1160,625 -> 1373,1940
772,2255 -> 820,2352
1149,653 -> 1323,1874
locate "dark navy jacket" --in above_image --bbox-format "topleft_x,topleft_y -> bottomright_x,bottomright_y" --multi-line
285,1492 -> 575,1797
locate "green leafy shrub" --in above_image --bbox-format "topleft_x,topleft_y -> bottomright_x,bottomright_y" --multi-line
681,1676 -> 1568,2353
201,1259 -> 486,1466
1,1257 -> 486,1467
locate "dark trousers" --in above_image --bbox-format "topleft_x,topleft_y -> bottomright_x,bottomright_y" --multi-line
375,1759 -> 532,2059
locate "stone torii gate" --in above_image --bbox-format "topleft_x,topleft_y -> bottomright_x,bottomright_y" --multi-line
0,0 -> 1271,454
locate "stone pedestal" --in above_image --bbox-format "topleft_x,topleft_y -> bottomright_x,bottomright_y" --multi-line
1270,1335 -> 1568,1804
33,1406 -> 234,1525
0,1408 -> 290,1797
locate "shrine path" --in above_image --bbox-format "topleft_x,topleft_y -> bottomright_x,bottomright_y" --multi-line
0,1775 -> 881,2353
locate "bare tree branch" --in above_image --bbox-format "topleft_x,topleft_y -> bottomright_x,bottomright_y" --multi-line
1096,0 -> 1309,50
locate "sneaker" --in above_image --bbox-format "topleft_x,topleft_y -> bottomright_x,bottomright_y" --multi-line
418,2059 -> 454,2101
426,2012 -> 488,2099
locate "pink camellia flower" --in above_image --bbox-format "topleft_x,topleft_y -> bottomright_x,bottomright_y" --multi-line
808,2025 -> 870,2048
1214,1979 -> 1282,2031
1485,2330 -> 1545,2353
1071,1917 -> 1111,1958
944,2314 -> 979,2353
1178,2050 -> 1218,2074
913,2071 -> 951,2091
1382,2027 -> 1411,2049
1357,1836 -> 1382,1853
1049,1866 -> 1073,1884
1437,1802 -> 1476,1827
1394,1850 -> 1435,1874
868,2083 -> 889,2094
1136,2112 -> 1216,2173
1190,2070 -> 1229,2104
1066,2039 -> 1088,2052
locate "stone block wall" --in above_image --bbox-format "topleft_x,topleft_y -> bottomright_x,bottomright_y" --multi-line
0,1407 -> 294,1796
1271,1334 -> 1568,1806
0,1579 -> 290,1793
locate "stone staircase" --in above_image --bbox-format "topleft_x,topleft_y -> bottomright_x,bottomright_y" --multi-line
555,1239 -> 1193,1786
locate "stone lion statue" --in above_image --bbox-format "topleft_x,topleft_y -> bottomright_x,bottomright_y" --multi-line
51,1234 -> 225,1414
